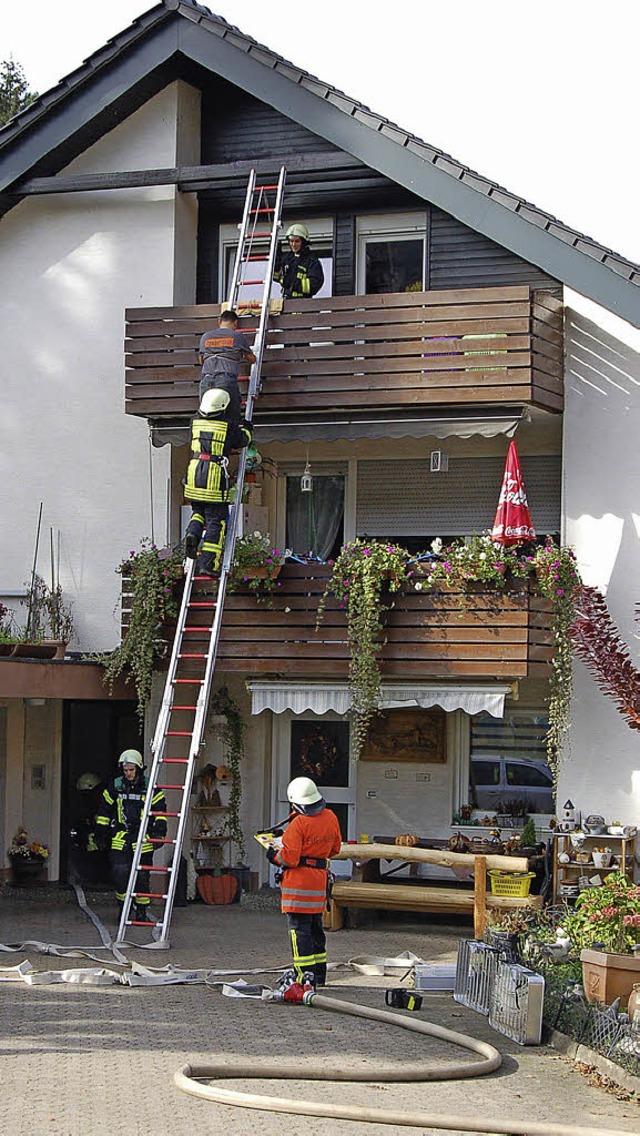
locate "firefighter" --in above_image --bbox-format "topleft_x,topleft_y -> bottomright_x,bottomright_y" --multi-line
197,308 -> 256,419
266,776 -> 342,986
183,388 -> 252,577
96,749 -> 167,922
274,223 -> 324,300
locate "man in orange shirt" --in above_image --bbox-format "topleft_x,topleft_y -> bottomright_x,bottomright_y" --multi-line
267,777 -> 342,986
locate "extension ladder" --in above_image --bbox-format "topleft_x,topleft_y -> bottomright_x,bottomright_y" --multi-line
117,167 -> 286,945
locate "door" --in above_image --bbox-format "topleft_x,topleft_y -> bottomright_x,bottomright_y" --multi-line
272,712 -> 355,876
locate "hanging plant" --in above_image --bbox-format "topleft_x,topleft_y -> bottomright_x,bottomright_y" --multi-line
210,686 -> 246,859
530,539 -> 581,780
317,540 -> 410,759
100,539 -> 185,721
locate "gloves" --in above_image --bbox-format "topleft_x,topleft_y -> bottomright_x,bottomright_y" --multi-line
266,845 -> 279,865
95,830 -> 110,853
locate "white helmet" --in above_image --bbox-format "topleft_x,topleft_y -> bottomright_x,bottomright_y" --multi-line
118,748 -> 144,769
199,388 -> 230,416
287,776 -> 322,810
285,223 -> 310,242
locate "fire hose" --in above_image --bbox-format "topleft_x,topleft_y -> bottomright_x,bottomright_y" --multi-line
175,989 -> 632,1135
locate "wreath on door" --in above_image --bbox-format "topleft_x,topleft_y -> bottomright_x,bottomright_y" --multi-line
297,727 -> 339,782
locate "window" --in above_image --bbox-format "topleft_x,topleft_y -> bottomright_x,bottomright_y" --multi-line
286,474 -> 344,560
469,708 -> 554,814
356,212 -> 428,295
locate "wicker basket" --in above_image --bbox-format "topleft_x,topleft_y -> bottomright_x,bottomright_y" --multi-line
488,870 -> 535,897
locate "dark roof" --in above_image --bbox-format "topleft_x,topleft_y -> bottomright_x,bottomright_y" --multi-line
1,0 -> 639,325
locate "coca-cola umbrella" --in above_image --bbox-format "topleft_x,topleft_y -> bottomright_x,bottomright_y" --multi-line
491,440 -> 536,546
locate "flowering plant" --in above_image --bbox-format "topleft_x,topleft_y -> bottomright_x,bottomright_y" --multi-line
563,872 -> 640,955
8,826 -> 49,861
317,540 -> 410,758
229,531 -> 283,604
419,533 -> 528,590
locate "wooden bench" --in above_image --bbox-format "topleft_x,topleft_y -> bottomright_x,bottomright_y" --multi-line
326,843 -> 542,936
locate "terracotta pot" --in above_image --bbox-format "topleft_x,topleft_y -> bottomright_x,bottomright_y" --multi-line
580,948 -> 640,1007
9,641 -> 61,660
242,565 -> 281,580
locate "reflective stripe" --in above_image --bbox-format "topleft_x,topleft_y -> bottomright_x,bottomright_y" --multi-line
281,887 -> 326,899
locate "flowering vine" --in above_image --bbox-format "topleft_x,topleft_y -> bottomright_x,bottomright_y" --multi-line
317,540 -> 410,758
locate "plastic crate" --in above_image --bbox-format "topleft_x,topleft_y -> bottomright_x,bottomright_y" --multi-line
413,963 -> 457,991
488,870 -> 535,897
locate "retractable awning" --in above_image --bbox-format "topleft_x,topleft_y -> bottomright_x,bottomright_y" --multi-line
246,681 -> 512,718
150,410 -> 525,448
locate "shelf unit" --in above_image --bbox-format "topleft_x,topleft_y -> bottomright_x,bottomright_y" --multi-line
191,801 -> 231,871
552,832 -> 636,903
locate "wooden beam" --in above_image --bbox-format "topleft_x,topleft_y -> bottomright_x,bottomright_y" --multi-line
12,153 -> 364,197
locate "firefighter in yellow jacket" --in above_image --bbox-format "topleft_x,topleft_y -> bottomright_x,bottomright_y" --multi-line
96,749 -> 167,922
267,777 -> 342,986
183,387 -> 252,576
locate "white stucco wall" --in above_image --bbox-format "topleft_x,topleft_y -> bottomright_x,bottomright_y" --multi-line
561,291 -> 640,828
0,82 -> 200,651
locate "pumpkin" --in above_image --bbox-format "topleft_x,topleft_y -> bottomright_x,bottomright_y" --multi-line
216,765 -> 231,781
197,872 -> 238,905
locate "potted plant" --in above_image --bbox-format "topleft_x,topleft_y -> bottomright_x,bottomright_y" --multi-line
563,871 -> 640,1006
228,531 -> 283,606
317,539 -> 410,758
1,575 -> 75,659
101,539 -> 185,720
7,826 -> 49,886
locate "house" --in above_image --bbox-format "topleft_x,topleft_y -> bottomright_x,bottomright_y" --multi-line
1,0 -> 639,885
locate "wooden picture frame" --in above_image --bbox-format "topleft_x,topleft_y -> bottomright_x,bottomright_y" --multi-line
361,708 -> 447,763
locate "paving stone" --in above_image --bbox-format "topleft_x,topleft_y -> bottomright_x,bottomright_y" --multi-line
0,889 -> 638,1135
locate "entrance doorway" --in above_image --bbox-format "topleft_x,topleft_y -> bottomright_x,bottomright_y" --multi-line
272,712 -> 355,876
60,700 -> 141,885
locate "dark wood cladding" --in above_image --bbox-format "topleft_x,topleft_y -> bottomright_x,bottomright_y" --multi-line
130,565 -> 552,680
125,285 -> 564,418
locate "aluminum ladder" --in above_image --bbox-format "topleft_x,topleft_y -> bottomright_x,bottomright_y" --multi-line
117,167 -> 286,945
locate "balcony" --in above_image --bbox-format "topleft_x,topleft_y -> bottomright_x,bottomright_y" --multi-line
135,564 -> 552,680
124,285 -> 563,421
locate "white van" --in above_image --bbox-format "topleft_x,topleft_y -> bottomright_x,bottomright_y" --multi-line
470,756 -> 553,813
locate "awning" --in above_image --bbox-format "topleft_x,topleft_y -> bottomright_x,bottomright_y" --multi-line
150,410 -> 525,448
247,681 -> 512,718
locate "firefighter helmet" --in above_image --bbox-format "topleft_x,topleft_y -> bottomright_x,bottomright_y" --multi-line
199,388 -> 231,416
285,223 -> 310,242
76,772 -> 101,791
287,776 -> 322,809
118,748 -> 144,769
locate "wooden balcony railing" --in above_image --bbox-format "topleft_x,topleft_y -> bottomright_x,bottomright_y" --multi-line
126,564 -> 552,680
124,285 -> 563,420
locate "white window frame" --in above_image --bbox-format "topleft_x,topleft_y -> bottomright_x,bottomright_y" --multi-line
356,211 -> 429,295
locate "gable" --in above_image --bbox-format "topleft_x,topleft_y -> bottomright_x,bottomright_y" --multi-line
0,0 -> 638,325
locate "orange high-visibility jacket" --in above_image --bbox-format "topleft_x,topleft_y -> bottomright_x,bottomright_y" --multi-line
274,806 -> 342,914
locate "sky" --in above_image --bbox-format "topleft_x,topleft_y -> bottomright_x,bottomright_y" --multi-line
2,0 -> 639,264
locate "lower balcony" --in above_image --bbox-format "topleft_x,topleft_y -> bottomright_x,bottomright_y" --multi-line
213,564 -> 552,679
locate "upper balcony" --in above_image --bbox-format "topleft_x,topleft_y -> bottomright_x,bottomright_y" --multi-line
125,285 -> 563,422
